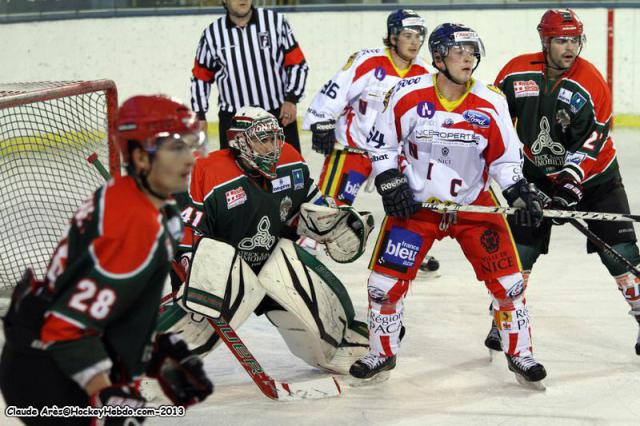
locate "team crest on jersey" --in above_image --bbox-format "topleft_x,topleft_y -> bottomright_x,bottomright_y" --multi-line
342,52 -> 358,71
556,109 -> 571,133
271,176 -> 291,193
570,92 -> 587,114
513,80 -> 539,98
279,196 -> 293,222
480,229 -> 500,254
238,216 -> 276,250
462,109 -> 490,128
416,101 -> 435,118
292,168 -> 305,190
225,186 -> 247,209
258,32 -> 271,49
374,67 -> 387,81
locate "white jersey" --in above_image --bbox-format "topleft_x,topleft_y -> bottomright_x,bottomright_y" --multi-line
369,74 -> 524,205
302,48 -> 429,151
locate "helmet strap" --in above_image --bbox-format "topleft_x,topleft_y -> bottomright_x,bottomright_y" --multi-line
136,155 -> 171,201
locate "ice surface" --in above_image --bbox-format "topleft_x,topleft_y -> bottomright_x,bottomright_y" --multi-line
2,130 -> 640,426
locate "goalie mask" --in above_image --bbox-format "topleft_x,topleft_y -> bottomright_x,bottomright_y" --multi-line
227,107 -> 284,180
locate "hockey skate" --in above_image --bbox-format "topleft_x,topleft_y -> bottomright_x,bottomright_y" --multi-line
484,320 -> 502,359
418,256 -> 440,278
348,353 -> 397,386
506,354 -> 547,390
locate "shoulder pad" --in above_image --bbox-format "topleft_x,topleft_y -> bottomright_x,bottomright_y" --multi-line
342,52 -> 359,71
487,84 -> 505,97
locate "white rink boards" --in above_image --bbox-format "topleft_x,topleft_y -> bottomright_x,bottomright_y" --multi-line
2,129 -> 640,425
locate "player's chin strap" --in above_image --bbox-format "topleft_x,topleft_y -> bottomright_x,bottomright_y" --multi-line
139,170 -> 170,201
436,58 -> 481,86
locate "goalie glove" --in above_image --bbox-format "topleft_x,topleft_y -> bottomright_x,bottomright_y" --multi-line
146,332 -> 214,407
297,203 -> 374,263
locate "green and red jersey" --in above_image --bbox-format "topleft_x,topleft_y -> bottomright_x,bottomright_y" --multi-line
39,176 -> 180,386
180,143 -> 320,272
495,52 -> 617,188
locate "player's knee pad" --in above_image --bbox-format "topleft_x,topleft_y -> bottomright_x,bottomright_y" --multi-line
486,272 -> 526,309
367,271 -> 410,308
258,238 -> 367,373
600,243 -> 640,276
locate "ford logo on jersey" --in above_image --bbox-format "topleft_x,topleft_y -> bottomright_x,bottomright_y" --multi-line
462,110 -> 491,128
416,101 -> 435,119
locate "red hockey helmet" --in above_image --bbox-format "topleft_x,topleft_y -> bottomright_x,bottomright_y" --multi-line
537,9 -> 584,42
116,95 -> 203,164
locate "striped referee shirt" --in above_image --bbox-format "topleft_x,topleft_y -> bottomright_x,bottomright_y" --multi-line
191,7 -> 309,117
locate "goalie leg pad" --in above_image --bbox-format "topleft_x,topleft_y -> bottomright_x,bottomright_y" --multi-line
259,239 -> 363,372
166,237 -> 265,356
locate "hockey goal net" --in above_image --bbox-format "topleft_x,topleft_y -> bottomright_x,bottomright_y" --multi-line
0,80 -> 119,290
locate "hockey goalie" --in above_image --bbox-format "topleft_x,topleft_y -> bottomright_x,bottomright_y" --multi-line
157,107 -> 374,376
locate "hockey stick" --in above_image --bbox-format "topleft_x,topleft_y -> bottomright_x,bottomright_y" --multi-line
421,202 -> 640,223
568,219 -> 640,278
172,257 -> 342,401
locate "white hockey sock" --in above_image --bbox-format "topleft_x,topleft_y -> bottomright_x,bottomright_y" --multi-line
366,272 -> 409,357
493,302 -> 532,356
615,270 -> 640,317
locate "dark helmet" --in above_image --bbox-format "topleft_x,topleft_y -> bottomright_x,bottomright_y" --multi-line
428,23 -> 485,64
386,9 -> 427,45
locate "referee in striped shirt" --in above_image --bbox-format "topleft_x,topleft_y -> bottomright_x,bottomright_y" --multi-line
191,0 -> 308,152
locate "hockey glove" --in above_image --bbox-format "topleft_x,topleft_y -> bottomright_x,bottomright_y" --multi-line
90,384 -> 146,426
550,172 -> 583,225
310,120 -> 336,155
503,178 -> 550,228
147,332 -> 214,407
375,169 -> 418,220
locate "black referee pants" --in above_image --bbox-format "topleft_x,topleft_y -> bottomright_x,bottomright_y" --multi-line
218,107 -> 301,153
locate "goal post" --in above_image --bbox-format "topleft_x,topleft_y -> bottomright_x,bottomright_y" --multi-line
0,80 -> 119,289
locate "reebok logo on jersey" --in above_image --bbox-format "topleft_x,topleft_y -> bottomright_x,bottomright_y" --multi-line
225,187 -> 247,209
513,80 -> 539,98
271,176 -> 291,193
416,101 -> 435,119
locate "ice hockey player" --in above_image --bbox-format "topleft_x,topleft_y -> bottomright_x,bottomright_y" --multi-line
158,106 -> 374,375
302,9 -> 439,273
349,23 -> 549,387
0,95 -> 213,425
485,8 -> 640,355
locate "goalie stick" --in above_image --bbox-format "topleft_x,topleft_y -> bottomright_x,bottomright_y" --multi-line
171,261 -> 342,401
88,154 -> 342,401
421,202 -> 640,223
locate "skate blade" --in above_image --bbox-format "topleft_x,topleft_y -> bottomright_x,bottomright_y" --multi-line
514,373 -> 546,391
488,348 -> 501,362
344,370 -> 391,387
